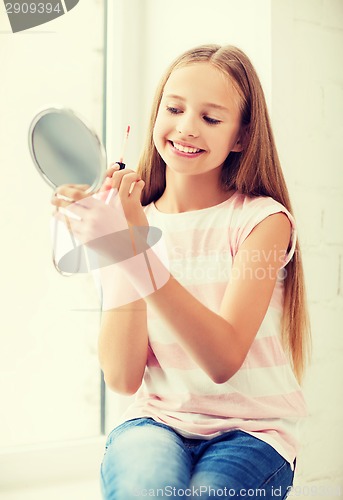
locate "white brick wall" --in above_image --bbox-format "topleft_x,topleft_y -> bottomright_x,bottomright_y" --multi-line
272,0 -> 343,496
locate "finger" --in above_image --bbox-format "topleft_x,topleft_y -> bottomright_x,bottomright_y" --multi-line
99,164 -> 123,192
105,169 -> 135,192
53,183 -> 90,192
129,179 -> 145,202
109,162 -> 121,170
51,193 -> 72,208
52,193 -> 73,203
118,172 -> 141,197
52,186 -> 90,207
53,186 -> 80,202
105,163 -> 120,178
101,187 -> 119,206
66,184 -> 90,190
100,174 -> 116,192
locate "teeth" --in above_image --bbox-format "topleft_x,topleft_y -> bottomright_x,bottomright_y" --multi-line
172,142 -> 201,154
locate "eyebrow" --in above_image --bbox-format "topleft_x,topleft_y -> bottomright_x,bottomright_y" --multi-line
164,94 -> 230,113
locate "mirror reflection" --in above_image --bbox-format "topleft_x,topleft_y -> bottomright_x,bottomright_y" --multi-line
28,107 -> 107,275
28,107 -> 106,193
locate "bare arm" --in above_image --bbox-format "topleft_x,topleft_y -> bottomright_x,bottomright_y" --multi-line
51,167 -> 149,395
98,298 -> 148,395
142,212 -> 291,383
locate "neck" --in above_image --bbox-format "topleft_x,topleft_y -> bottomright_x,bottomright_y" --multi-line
155,167 -> 234,213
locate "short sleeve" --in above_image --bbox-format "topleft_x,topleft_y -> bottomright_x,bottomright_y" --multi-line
230,195 -> 297,268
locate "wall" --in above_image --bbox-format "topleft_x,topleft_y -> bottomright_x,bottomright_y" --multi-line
0,0 -> 105,495
106,0 -> 272,169
106,0 -> 343,496
272,1 -> 343,496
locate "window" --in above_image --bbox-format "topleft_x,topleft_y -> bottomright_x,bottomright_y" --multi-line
0,0 -> 106,487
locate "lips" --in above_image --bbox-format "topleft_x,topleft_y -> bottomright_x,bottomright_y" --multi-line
169,141 -> 205,155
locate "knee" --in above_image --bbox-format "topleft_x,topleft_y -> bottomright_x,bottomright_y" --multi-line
100,422 -> 190,498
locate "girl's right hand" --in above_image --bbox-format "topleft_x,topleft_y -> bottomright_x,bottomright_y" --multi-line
51,183 -> 91,208
50,164 -> 146,264
50,163 -> 122,209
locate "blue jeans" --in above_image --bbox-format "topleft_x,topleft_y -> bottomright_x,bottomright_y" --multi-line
100,417 -> 294,500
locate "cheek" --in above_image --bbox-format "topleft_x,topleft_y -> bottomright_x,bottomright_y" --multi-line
212,133 -> 232,156
218,126 -> 240,154
153,113 -> 172,148
152,124 -> 158,147
153,114 -> 163,142
152,119 -> 166,157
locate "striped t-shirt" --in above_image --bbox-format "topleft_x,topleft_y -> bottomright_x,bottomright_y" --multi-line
121,191 -> 307,468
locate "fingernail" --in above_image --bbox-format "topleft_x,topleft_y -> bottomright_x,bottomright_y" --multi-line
55,193 -> 73,202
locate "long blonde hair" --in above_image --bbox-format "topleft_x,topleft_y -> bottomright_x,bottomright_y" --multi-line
137,44 -> 311,382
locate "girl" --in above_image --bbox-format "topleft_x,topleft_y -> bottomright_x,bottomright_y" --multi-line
52,45 -> 311,499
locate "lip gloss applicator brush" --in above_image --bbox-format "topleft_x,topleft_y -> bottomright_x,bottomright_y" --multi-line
116,125 -> 130,170
105,125 -> 131,205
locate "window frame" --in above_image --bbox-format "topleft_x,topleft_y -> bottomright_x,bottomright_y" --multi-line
0,1 -> 108,489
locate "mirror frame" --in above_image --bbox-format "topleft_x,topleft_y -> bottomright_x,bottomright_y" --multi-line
28,106 -> 107,193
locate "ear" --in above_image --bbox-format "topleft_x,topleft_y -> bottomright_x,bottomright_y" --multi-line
231,137 -> 243,153
231,125 -> 249,152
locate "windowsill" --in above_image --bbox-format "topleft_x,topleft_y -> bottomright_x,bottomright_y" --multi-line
0,436 -> 106,490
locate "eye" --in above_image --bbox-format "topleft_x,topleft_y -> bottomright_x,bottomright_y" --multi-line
203,116 -> 221,125
166,106 -> 182,115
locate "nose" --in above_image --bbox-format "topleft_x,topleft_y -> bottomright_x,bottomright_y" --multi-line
176,112 -> 199,137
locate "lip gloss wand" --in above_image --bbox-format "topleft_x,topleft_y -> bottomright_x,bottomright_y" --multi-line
116,125 -> 131,170
105,125 -> 131,205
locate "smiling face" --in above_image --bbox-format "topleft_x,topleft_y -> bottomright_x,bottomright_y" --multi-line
152,62 -> 243,177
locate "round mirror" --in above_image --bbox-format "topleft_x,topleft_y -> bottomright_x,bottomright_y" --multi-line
28,107 -> 106,193
28,107 -> 107,276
